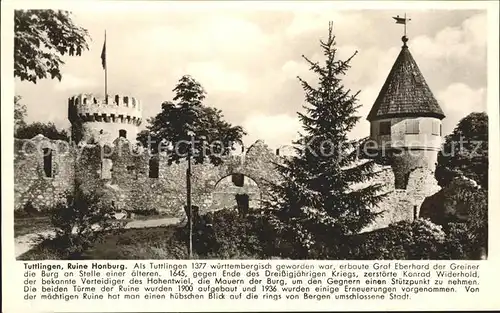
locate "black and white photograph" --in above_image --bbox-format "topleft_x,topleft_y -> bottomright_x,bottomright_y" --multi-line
12,5 -> 488,261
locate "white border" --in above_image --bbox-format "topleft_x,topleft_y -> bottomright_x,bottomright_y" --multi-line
2,1 -> 499,312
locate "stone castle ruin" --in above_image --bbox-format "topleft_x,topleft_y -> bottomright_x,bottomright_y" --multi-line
14,36 -> 445,231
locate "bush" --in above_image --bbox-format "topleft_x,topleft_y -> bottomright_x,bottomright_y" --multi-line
50,186 -> 118,259
188,208 -> 263,259
345,219 -> 447,260
174,208 -> 285,259
172,207 -> 483,260
15,121 -> 69,141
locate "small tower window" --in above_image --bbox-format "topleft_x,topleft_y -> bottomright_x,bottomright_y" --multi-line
43,148 -> 53,178
119,129 -> 127,138
405,120 -> 420,134
379,122 -> 391,136
102,158 -> 113,179
432,121 -> 440,136
149,157 -> 159,178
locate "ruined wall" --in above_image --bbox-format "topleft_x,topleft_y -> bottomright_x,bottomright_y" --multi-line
14,135 -> 75,212
71,139 -> 281,218
211,175 -> 260,211
13,133 -> 439,232
361,163 -> 441,232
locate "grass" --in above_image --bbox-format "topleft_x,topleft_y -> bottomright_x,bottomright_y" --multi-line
83,225 -> 189,259
14,216 -> 52,238
18,224 -> 190,260
14,213 -> 169,238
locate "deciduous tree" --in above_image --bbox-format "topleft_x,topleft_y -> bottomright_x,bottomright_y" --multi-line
15,121 -> 69,141
137,75 -> 245,165
14,9 -> 90,83
435,112 -> 488,188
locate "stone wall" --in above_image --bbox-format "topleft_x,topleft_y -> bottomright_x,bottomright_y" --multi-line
360,163 -> 441,232
14,135 -> 75,211
211,175 -> 261,211
14,136 -> 282,217
14,135 -> 440,234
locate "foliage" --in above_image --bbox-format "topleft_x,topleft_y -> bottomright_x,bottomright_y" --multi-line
81,226 -> 189,260
14,9 -> 90,83
465,188 -> 488,256
441,183 -> 488,259
436,112 -> 488,188
265,22 -> 386,256
185,208 -> 268,259
15,121 -> 69,141
441,223 -> 476,259
50,185 -> 117,258
20,208 -> 483,260
137,75 -> 245,165
347,219 -> 448,260
14,95 -> 27,131
420,174 -> 488,259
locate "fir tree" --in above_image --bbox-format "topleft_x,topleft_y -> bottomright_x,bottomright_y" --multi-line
267,22 -> 387,255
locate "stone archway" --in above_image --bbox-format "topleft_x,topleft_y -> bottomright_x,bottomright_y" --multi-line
209,173 -> 261,213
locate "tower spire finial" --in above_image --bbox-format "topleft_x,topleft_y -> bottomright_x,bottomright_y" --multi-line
392,13 -> 411,47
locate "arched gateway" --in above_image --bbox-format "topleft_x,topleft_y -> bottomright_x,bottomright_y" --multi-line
196,140 -> 283,213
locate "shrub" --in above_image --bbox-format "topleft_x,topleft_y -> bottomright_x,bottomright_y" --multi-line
345,219 -> 446,260
188,208 -> 263,258
15,121 -> 69,141
50,186 -> 118,259
174,208 -> 285,259
421,177 -> 488,259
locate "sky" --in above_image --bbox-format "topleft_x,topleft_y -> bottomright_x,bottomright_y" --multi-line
14,6 -> 488,149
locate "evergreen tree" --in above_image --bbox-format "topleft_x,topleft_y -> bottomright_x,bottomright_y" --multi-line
137,75 -> 245,165
267,22 -> 386,256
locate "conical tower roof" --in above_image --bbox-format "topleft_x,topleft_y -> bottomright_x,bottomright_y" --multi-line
367,37 -> 445,121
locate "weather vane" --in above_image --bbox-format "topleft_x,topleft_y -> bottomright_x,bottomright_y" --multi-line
393,13 -> 411,45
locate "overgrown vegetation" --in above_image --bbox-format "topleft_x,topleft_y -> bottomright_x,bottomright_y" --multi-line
436,112 -> 488,189
15,121 -> 70,141
19,207 -> 483,260
47,184 -> 118,259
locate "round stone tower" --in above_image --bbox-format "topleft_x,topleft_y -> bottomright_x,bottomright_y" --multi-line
68,94 -> 143,145
366,36 -> 446,190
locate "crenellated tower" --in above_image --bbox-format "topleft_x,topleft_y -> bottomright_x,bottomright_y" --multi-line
68,93 -> 143,145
